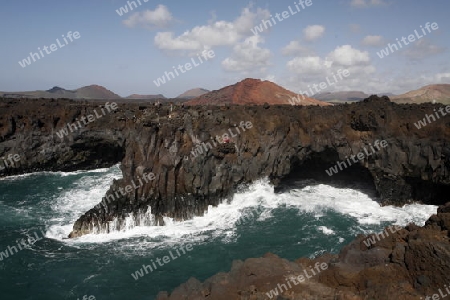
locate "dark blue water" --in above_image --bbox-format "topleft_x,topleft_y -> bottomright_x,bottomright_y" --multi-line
0,166 -> 437,300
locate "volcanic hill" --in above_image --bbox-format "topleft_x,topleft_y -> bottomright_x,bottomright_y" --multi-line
186,78 -> 330,106
392,84 -> 450,104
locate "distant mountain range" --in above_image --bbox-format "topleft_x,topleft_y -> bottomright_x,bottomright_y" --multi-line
0,85 -> 121,100
1,82 -> 449,105
0,85 -> 207,101
186,78 -> 330,106
124,89 -> 209,100
314,91 -> 396,104
391,84 -> 450,105
314,91 -> 369,102
314,84 -> 450,105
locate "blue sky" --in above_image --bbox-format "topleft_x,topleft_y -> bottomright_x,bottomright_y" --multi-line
1,0 -> 449,97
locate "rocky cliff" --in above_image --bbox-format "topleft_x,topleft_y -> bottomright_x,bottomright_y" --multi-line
0,96 -> 449,238
0,98 -> 126,174
156,202 -> 450,300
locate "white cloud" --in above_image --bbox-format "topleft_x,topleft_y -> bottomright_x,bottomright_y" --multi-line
283,41 -> 449,96
362,35 -> 385,47
154,6 -> 270,51
435,73 -> 450,82
123,5 -> 173,29
303,25 -> 325,42
328,45 -> 371,66
383,71 -> 450,94
402,39 -> 446,60
327,45 -> 375,85
262,74 -> 277,83
287,56 -> 325,75
284,44 -> 378,95
154,32 -> 203,50
221,35 -> 271,72
281,41 -> 313,56
350,0 -> 387,8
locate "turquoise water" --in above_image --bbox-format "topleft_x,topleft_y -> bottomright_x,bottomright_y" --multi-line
0,166 -> 438,300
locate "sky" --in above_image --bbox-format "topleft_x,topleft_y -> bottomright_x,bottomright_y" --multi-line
0,0 -> 449,98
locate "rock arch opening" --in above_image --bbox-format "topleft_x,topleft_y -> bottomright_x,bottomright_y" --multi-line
274,148 -> 379,200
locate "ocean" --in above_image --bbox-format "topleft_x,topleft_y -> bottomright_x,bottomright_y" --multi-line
0,165 -> 437,300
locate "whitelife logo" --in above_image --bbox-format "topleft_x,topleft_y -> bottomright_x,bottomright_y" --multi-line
414,105 -> 450,129
421,284 -> 450,300
288,69 -> 350,105
131,243 -> 194,280
95,171 -> 156,209
0,230 -> 45,261
55,102 -> 118,139
153,50 -> 215,87
376,22 -> 439,58
189,121 -> 253,160
265,262 -> 328,299
115,0 -> 148,16
251,0 -> 313,35
0,154 -> 21,173
18,31 -> 81,68
362,225 -> 403,247
325,140 -> 388,176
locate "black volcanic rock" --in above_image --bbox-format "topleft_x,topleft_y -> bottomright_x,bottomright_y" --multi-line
68,95 -> 450,237
0,98 -> 126,174
1,95 -> 449,300
0,96 -> 449,239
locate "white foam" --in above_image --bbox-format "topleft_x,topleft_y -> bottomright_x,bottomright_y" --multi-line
284,184 -> 437,227
45,165 -> 122,241
318,226 -> 335,235
44,173 -> 437,249
0,166 -> 113,181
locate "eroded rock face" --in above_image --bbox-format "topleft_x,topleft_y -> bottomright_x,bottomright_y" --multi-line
0,96 -> 449,238
70,95 -> 450,237
0,98 -> 126,174
156,203 -> 450,300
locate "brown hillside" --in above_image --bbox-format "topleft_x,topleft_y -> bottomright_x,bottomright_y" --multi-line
75,85 -> 121,99
392,84 -> 450,104
186,78 -> 330,106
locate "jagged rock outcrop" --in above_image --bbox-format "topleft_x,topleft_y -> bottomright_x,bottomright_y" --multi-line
156,202 -> 450,300
0,98 -> 126,174
0,96 -> 449,238
69,95 -> 450,238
